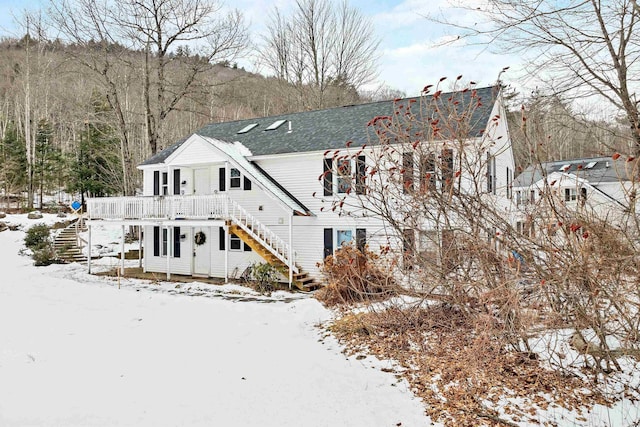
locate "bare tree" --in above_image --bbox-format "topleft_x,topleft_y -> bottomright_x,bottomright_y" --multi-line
115,0 -> 247,155
47,0 -> 248,195
259,0 -> 380,109
437,0 -> 640,156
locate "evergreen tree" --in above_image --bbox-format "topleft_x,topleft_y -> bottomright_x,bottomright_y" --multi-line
0,121 -> 28,209
67,94 -> 121,206
33,120 -> 64,208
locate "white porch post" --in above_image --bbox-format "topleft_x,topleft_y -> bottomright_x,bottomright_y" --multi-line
288,214 -> 293,289
167,226 -> 172,280
120,224 -> 125,276
167,165 -> 173,218
224,224 -> 229,283
138,226 -> 142,268
87,224 -> 92,274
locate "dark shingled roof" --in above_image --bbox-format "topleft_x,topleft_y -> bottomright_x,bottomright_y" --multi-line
513,156 -> 632,187
142,85 -> 500,166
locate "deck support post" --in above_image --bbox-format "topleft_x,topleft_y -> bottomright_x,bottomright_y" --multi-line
167,226 -> 172,280
224,224 -> 229,283
138,226 -> 142,268
87,223 -> 92,274
288,214 -> 293,289
120,224 -> 125,276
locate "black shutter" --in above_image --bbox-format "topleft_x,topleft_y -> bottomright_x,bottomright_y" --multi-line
173,169 -> 181,195
323,158 -> 333,196
244,242 -> 252,251
356,155 -> 366,195
173,227 -> 181,258
323,228 -> 333,259
219,227 -> 225,250
356,228 -> 366,253
153,226 -> 160,256
153,171 -> 160,195
243,176 -> 252,190
219,168 -> 226,191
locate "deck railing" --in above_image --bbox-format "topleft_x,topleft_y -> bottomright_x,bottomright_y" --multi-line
87,194 -> 296,273
87,195 -> 228,220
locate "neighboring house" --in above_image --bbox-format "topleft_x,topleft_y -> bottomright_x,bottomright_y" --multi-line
86,85 -> 515,289
511,156 -> 637,236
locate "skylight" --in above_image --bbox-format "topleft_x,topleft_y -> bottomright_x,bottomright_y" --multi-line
559,164 -> 571,172
585,161 -> 597,169
265,119 -> 287,131
237,123 -> 258,134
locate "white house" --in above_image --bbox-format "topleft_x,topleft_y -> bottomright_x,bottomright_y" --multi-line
86,85 -> 515,289
511,156 -> 637,237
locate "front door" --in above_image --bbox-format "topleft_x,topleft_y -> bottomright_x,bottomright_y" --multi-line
193,226 -> 210,276
193,168 -> 210,195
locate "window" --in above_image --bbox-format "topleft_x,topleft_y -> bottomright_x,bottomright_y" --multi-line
322,157 -> 365,196
162,228 -> 168,256
336,229 -> 353,248
530,190 -> 535,204
420,152 -> 436,192
516,221 -> 534,238
486,153 -> 496,194
162,172 -> 168,195
506,167 -> 512,199
337,159 -> 351,194
403,152 -> 414,194
237,123 -> 258,134
230,168 -> 241,188
229,233 -> 242,250
580,187 -> 587,201
564,188 -> 577,202
515,191 -> 522,206
265,119 -> 287,131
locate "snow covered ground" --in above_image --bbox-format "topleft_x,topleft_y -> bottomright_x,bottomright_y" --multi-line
0,215 -> 431,427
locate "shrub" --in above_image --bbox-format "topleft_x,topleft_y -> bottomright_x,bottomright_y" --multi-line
24,223 -> 51,250
32,246 -> 57,266
24,223 -> 59,266
246,262 -> 280,295
316,245 -> 396,306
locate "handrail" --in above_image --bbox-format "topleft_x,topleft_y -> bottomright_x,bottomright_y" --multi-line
227,199 -> 298,274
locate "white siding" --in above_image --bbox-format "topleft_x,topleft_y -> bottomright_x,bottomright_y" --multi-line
167,136 -> 227,166
143,225 -> 192,275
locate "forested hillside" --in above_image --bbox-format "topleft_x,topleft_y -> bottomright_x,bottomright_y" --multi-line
0,35 -> 365,209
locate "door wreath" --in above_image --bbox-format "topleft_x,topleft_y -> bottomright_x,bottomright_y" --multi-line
194,231 -> 206,246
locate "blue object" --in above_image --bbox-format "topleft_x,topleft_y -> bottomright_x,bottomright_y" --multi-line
71,201 -> 82,211
511,250 -> 524,264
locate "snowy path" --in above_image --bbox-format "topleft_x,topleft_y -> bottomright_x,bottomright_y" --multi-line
0,223 -> 430,427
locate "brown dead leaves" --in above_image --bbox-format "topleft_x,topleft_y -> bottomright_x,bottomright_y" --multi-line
329,306 -> 608,426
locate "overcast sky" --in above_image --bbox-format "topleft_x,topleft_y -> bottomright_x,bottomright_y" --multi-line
0,0 -> 523,97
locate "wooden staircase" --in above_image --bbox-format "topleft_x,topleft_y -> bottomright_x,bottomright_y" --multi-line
53,218 -> 87,263
228,222 -> 319,291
